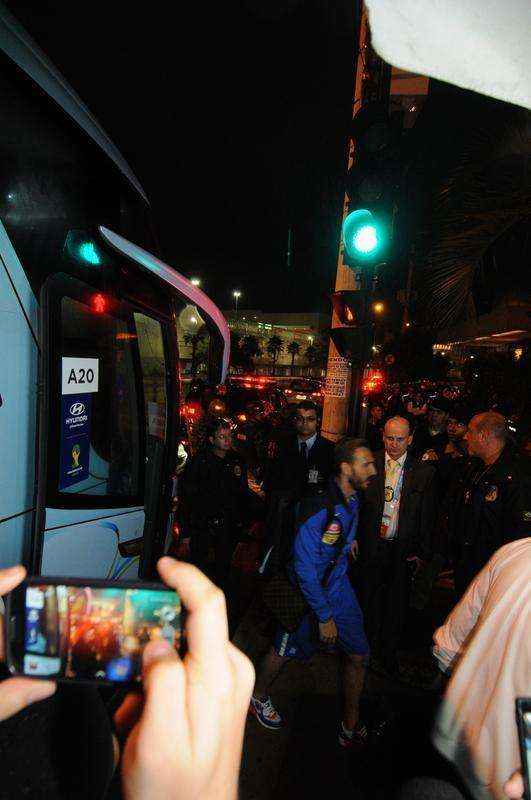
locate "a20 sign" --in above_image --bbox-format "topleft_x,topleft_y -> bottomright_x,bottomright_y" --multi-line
61,357 -> 99,395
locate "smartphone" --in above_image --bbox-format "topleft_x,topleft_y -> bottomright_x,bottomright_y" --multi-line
516,698 -> 531,800
5,576 -> 182,686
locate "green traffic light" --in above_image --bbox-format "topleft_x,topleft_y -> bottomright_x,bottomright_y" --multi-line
342,208 -> 384,264
78,241 -> 101,265
64,230 -> 105,267
353,224 -> 378,254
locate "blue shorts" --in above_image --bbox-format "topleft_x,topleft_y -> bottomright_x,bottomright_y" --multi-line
274,581 -> 369,661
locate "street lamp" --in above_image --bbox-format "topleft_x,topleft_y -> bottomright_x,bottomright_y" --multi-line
191,277 -> 201,287
233,290 -> 242,313
373,301 -> 385,314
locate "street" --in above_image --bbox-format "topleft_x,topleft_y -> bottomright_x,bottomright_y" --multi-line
235,580 -> 456,800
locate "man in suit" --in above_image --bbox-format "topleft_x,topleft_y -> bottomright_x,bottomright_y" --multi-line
262,401 -> 334,570
358,416 -> 438,674
266,400 -> 334,498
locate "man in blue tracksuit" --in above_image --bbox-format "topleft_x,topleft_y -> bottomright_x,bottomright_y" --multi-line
250,438 -> 376,747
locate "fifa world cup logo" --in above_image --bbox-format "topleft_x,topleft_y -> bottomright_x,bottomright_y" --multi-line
71,444 -> 81,468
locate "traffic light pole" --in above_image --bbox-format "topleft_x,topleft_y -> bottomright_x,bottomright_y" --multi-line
322,4 -> 369,442
322,3 -> 391,442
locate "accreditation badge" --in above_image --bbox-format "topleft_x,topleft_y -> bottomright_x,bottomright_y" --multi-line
385,486 -> 394,503
308,468 -> 319,484
484,485 -> 498,502
322,520 -> 342,545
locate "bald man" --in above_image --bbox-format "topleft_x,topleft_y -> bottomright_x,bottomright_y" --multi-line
445,411 -> 531,596
357,416 -> 438,674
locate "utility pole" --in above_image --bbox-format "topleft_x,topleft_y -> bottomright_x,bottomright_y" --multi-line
322,2 -> 391,441
321,4 -> 369,442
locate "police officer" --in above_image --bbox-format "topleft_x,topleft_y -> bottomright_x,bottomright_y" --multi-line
180,417 -> 249,600
447,410 -> 531,595
421,403 -> 471,493
411,396 -> 451,459
250,438 -> 376,748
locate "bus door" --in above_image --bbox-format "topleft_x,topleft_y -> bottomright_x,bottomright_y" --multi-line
34,272 -> 176,580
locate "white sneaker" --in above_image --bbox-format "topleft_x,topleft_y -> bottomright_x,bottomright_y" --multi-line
249,696 -> 284,730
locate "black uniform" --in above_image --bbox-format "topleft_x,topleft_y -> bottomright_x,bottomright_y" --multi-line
180,448 -> 249,593
446,447 -> 531,595
411,423 -> 449,459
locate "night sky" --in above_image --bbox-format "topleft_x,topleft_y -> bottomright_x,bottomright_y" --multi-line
8,0 -> 357,312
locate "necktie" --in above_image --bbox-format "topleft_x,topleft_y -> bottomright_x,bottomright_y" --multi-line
300,442 -> 308,461
389,459 -> 399,484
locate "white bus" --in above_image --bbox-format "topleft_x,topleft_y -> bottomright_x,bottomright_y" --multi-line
0,5 -> 229,580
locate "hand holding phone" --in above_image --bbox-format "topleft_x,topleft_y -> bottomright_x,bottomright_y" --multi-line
0,565 -> 56,722
516,698 -> 531,800
117,558 -> 255,800
6,576 -> 183,685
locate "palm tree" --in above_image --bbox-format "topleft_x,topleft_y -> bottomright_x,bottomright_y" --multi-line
305,343 -> 319,377
287,340 -> 301,376
184,329 -> 207,376
241,335 -> 262,372
266,335 -> 283,375
419,100 -> 531,329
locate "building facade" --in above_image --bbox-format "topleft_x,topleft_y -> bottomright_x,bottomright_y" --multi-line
224,310 -> 330,376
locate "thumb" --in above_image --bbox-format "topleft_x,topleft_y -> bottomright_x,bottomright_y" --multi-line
142,639 -> 178,671
0,678 -> 55,723
139,640 -> 188,745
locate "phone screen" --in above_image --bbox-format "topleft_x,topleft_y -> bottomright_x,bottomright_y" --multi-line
14,582 -> 181,683
516,699 -> 531,800
523,710 -> 531,793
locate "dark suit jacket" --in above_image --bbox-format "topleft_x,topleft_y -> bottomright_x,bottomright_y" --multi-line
263,433 -> 335,569
358,450 -> 438,563
265,433 -> 334,500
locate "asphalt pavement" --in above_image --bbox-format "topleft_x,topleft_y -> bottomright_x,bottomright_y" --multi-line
234,583 -> 456,800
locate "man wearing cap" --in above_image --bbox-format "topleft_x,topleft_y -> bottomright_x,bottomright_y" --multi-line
421,403 -> 471,490
411,396 -> 452,459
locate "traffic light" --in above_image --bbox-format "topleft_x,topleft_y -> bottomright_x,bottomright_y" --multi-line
330,291 -> 365,361
362,369 -> 385,395
64,230 -> 105,267
342,208 -> 385,263
343,102 -> 399,268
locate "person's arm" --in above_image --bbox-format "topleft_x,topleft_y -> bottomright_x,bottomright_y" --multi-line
0,566 -> 56,721
117,558 -> 254,800
293,510 -> 334,623
432,555 -> 492,672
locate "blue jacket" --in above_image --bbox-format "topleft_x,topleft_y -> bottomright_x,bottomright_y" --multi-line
288,482 -> 359,622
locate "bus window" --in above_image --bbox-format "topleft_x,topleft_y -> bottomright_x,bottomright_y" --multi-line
56,294 -> 142,500
176,303 -> 211,388
134,313 -> 167,442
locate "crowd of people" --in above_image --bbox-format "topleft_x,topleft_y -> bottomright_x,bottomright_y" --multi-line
0,384 -> 529,799
176,382 -> 530,798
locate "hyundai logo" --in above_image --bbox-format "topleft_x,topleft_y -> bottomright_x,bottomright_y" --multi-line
69,402 -> 86,416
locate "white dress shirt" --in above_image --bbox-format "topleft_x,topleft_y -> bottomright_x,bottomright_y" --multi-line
298,432 -> 317,455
